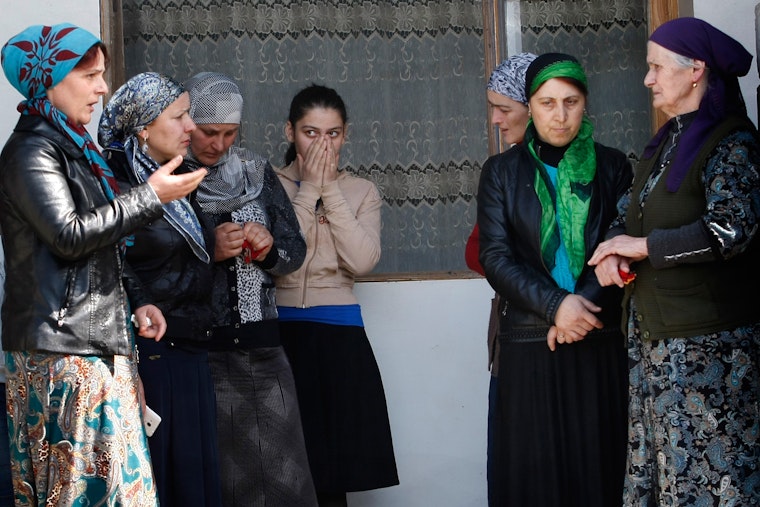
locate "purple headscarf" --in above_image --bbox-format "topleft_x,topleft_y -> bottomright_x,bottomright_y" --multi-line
644,17 -> 753,192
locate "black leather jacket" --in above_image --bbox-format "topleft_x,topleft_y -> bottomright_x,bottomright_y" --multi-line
105,148 -> 216,344
477,140 -> 632,342
0,115 -> 163,356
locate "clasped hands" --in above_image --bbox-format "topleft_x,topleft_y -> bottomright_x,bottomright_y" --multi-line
214,221 -> 273,263
547,234 -> 648,351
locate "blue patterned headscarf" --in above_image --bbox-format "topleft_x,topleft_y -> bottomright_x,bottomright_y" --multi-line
98,72 -> 209,264
98,72 -> 184,148
1,24 -> 123,240
487,52 -> 537,105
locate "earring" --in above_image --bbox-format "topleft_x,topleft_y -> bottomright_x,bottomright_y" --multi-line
692,82 -> 698,88
141,135 -> 149,154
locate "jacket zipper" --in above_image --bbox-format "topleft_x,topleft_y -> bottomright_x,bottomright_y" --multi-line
299,203 -> 321,308
57,266 -> 77,327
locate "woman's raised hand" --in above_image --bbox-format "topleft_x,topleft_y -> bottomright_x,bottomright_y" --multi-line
322,137 -> 339,185
147,155 -> 208,204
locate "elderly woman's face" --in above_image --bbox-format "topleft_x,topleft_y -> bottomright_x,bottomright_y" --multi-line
529,78 -> 586,148
644,42 -> 701,118
46,49 -> 108,126
141,92 -> 196,164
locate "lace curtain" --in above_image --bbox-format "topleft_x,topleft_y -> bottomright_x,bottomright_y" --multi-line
121,0 -> 651,274
514,0 -> 651,158
122,0 -> 486,274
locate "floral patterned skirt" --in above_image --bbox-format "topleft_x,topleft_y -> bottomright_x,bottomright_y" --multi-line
5,351 -> 157,507
623,308 -> 760,506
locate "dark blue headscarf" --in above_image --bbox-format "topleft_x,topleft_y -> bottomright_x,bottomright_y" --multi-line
644,17 -> 753,192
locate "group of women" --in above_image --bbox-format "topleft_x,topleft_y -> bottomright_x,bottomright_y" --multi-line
0,13 -> 758,507
476,16 -> 760,507
0,23 -> 397,507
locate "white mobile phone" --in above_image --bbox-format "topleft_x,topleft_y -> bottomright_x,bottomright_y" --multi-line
143,405 -> 162,437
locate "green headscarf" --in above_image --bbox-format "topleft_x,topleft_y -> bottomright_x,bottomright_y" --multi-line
525,54 -> 596,280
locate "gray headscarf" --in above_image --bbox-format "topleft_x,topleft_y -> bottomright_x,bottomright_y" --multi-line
185,72 -> 243,125
183,72 -> 265,215
486,52 -> 537,106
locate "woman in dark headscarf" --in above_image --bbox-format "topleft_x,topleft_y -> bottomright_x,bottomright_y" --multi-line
589,17 -> 760,506
98,72 -> 221,507
477,53 -> 632,507
0,24 -> 205,506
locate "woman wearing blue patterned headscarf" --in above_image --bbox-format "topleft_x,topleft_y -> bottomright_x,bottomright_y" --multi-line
99,72 -> 222,507
0,23 -> 205,506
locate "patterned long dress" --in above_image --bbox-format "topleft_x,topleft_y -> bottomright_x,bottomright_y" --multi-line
5,351 -> 157,507
619,123 -> 760,506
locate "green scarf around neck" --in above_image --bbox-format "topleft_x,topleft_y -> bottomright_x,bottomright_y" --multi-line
526,117 -> 596,279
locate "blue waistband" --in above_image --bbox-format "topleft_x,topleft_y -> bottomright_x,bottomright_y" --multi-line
277,304 -> 364,327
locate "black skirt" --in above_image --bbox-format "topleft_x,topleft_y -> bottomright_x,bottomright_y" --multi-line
494,331 -> 628,507
280,321 -> 399,493
137,338 -> 222,507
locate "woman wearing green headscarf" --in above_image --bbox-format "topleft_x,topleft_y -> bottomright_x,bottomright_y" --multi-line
477,53 -> 631,507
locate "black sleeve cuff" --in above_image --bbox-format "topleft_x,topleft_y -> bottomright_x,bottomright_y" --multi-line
647,221 -> 717,269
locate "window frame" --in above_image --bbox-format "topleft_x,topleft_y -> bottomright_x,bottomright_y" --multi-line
99,0 -> 682,283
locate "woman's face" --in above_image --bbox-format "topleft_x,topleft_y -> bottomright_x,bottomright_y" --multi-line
529,78 -> 586,147
487,90 -> 530,146
142,92 -> 195,164
644,41 -> 703,118
286,106 -> 346,159
46,48 -> 108,126
190,123 -> 239,167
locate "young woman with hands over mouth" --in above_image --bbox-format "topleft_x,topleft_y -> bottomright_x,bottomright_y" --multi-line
275,84 -> 398,507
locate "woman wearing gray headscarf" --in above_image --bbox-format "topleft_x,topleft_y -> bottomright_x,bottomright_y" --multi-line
98,72 -> 221,507
183,72 -> 316,507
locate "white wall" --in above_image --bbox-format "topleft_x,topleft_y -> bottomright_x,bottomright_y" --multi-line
350,279 -> 491,507
1,1 -> 759,506
694,0 -> 760,125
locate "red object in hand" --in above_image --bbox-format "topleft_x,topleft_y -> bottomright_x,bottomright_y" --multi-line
618,269 -> 636,285
241,240 -> 262,263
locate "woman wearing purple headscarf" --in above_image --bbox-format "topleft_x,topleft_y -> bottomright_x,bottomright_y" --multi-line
589,17 -> 760,505
0,23 -> 205,506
